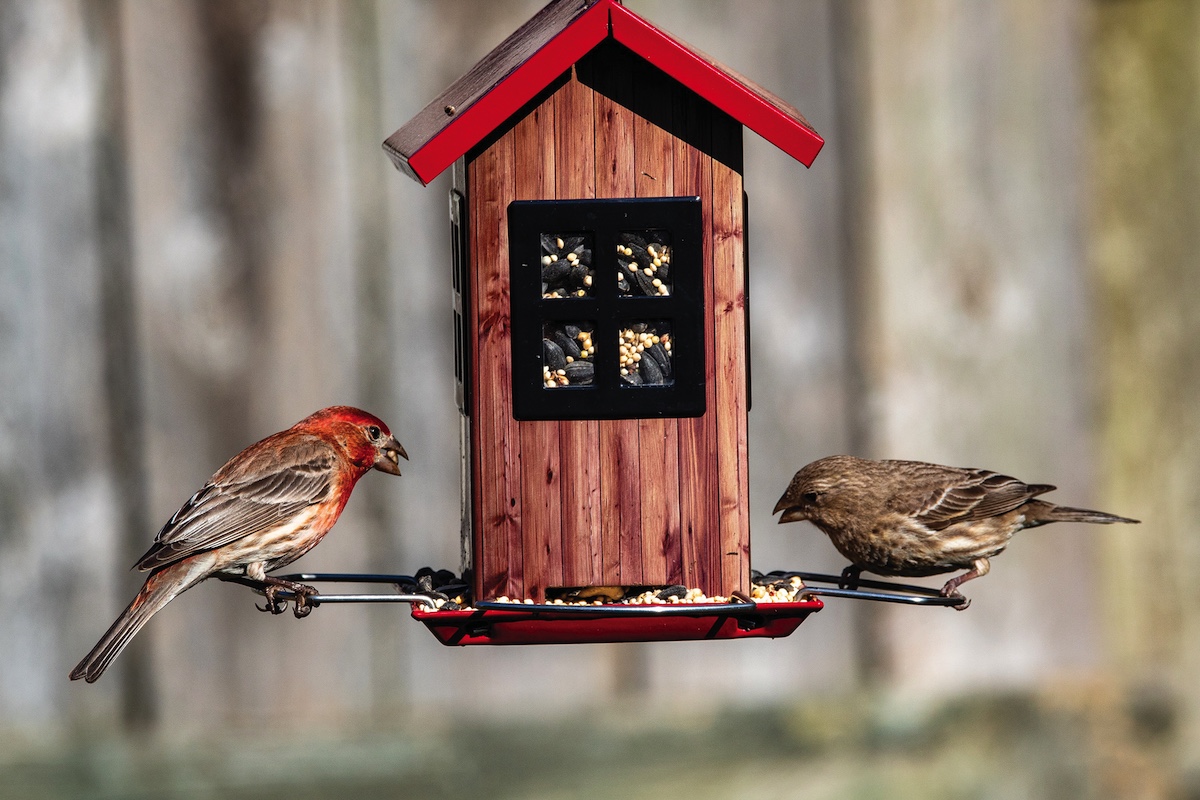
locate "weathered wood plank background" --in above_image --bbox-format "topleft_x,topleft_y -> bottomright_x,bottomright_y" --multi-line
0,2 -> 1192,785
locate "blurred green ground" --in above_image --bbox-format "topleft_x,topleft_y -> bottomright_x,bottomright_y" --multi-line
2,688 -> 1186,800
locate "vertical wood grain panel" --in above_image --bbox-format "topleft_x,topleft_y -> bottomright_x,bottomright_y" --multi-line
554,72 -> 603,588
591,54 -> 641,586
515,102 -> 561,602
711,112 -> 749,596
470,128 -> 521,600
633,71 -> 680,587
673,88 -> 718,595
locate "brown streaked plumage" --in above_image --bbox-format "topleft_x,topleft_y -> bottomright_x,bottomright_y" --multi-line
773,455 -> 1138,608
69,406 -> 407,683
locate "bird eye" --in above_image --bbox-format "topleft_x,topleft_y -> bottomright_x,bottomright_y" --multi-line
367,425 -> 381,440
802,491 -> 820,503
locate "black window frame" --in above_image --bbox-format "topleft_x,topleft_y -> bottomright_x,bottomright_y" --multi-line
508,197 -> 705,421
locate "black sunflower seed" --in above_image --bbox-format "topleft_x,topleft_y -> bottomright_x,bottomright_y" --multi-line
646,342 -> 672,377
543,339 -> 566,371
553,331 -> 581,359
632,270 -> 657,296
564,360 -> 594,385
542,261 -> 570,286
639,352 -> 664,385
569,264 -> 590,287
656,585 -> 688,600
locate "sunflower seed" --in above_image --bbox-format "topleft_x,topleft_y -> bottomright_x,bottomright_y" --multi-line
564,360 -> 594,385
543,339 -> 566,371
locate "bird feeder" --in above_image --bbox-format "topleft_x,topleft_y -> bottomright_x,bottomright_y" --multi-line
388,0 -> 834,643
244,0 -> 961,645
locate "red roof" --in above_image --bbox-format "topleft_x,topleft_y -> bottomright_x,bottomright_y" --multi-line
385,0 -> 824,185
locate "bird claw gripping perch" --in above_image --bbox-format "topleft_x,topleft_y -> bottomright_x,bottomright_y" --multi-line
256,578 -> 319,618
837,565 -> 863,591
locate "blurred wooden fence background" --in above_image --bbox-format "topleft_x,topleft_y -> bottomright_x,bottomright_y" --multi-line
0,0 -> 1194,771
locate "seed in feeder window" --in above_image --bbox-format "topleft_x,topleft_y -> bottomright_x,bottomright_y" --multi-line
583,275 -> 592,287
553,331 -> 580,359
653,258 -> 662,267
556,237 -> 564,250
643,267 -> 653,276
639,353 -> 663,384
652,278 -> 662,288
542,255 -> 552,266
646,343 -> 672,378
632,270 -> 657,295
565,356 -> 574,364
564,361 -> 594,384
567,252 -> 578,263
542,261 -> 570,285
543,339 -> 566,371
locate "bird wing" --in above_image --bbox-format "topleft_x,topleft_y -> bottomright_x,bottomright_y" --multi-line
889,461 -> 1054,531
134,434 -> 336,571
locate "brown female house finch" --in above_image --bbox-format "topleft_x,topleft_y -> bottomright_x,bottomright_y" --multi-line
773,455 -> 1138,608
70,406 -> 407,683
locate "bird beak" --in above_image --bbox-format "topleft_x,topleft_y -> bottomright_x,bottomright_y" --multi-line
775,507 -> 808,524
774,495 -> 807,523
374,435 -> 409,476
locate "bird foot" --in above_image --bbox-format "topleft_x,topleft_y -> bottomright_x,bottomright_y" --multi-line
938,584 -> 971,611
256,578 -> 318,618
838,565 -> 863,591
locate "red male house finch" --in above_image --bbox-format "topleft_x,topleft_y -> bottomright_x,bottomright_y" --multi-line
70,406 -> 407,683
773,455 -> 1138,608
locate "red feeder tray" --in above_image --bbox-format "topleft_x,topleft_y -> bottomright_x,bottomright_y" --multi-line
411,598 -> 824,646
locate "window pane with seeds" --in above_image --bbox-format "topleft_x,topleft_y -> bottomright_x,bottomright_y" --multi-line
618,321 -> 673,386
543,321 -> 596,388
540,232 -> 594,298
617,230 -> 672,297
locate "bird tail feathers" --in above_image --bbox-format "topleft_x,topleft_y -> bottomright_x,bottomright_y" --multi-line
1026,500 -> 1139,527
69,560 -> 206,683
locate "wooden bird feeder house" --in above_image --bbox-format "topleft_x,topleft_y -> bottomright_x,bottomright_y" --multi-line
378,0 -> 844,644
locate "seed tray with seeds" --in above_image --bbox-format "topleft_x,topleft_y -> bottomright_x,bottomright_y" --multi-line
541,321 -> 674,389
617,232 -> 671,296
541,233 -> 594,298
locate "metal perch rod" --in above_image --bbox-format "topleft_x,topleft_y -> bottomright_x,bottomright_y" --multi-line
221,570 -> 964,610
757,571 -> 966,607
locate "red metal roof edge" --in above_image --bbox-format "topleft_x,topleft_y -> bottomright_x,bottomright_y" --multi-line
608,3 -> 824,168
385,0 -> 824,186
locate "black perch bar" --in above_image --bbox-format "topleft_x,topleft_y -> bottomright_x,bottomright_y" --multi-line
753,570 -> 966,607
223,570 -> 966,609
